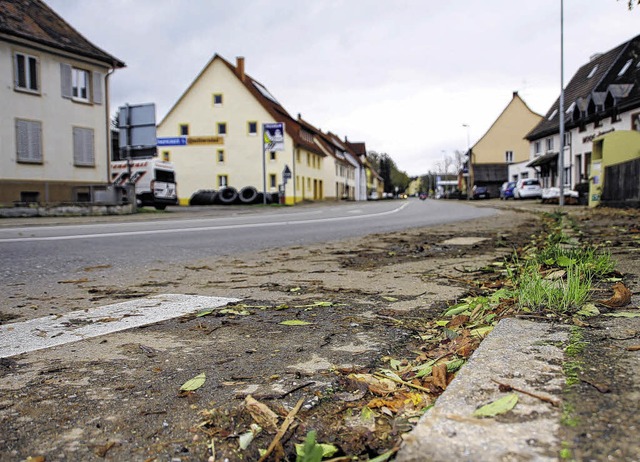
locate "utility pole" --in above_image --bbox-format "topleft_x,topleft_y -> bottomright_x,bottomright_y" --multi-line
558,0 -> 565,206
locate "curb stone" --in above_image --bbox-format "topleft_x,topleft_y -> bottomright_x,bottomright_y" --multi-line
397,318 -> 569,462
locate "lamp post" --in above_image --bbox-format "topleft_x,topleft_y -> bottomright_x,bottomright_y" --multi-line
558,0 -> 565,206
463,124 -> 471,199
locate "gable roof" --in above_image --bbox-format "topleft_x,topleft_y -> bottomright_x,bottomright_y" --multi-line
472,92 -> 542,149
0,0 -> 124,67
527,33 -> 640,140
217,56 -> 327,156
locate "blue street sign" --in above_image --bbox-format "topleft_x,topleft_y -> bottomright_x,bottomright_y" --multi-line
157,137 -> 187,146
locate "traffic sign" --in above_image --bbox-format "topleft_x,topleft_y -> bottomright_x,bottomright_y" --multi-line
157,137 -> 187,146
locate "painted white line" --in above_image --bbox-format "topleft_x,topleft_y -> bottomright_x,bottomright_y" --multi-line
0,203 -> 409,243
0,294 -> 239,358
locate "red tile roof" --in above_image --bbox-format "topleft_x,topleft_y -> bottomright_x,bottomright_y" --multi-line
0,0 -> 124,67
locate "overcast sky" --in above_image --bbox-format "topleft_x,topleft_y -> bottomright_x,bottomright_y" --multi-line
46,0 -> 639,176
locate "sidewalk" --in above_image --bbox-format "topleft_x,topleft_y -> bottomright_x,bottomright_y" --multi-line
397,202 -> 640,461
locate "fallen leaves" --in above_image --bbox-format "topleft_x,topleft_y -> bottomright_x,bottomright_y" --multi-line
473,394 -> 518,418
244,395 -> 279,433
598,282 -> 632,308
180,373 -> 206,392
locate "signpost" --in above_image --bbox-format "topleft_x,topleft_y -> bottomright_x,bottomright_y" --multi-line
262,122 -> 285,204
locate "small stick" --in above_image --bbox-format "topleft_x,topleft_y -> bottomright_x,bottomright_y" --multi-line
258,397 -> 304,462
491,379 -> 561,407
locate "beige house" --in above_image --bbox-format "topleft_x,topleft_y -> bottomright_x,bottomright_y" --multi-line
0,0 -> 125,205
157,55 -> 330,205
158,54 -> 380,205
468,91 -> 542,196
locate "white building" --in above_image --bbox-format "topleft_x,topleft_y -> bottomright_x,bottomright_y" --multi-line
0,0 -> 125,205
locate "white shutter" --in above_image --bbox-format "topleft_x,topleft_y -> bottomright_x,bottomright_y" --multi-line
73,127 -> 95,166
92,72 -> 103,105
16,119 -> 43,163
60,63 -> 72,99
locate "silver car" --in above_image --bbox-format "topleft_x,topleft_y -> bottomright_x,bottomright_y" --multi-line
514,179 -> 542,199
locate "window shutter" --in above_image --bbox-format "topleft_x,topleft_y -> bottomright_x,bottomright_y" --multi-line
92,72 -> 103,104
16,119 -> 42,163
73,127 -> 95,166
60,63 -> 72,99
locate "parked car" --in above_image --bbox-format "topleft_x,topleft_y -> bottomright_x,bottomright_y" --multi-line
472,185 -> 490,199
500,181 -> 517,200
513,179 -> 542,199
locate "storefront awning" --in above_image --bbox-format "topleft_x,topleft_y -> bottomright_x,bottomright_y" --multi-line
527,152 -> 558,168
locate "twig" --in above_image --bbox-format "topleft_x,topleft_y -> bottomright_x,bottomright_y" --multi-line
373,372 -> 432,393
491,379 -> 561,407
258,397 -> 304,462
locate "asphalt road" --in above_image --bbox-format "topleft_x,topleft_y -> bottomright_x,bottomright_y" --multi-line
0,199 -> 497,289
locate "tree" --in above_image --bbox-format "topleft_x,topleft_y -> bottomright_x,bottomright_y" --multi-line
620,0 -> 639,8
368,151 -> 411,194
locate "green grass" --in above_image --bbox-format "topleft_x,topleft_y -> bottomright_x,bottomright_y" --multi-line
514,262 -> 592,314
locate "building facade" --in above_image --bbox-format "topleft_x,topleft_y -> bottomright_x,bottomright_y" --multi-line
468,91 -> 542,197
0,0 -> 124,205
526,34 -> 640,196
158,54 -> 378,205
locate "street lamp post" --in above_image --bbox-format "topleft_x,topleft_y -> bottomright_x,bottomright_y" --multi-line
558,0 -> 565,206
463,124 -> 471,199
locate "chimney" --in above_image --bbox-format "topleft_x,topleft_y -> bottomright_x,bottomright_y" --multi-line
236,56 -> 245,81
513,91 -> 518,98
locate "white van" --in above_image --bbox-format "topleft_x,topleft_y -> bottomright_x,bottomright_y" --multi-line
111,159 -> 178,210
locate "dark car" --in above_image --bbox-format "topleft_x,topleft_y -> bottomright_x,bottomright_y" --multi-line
472,185 -> 490,199
500,181 -> 517,200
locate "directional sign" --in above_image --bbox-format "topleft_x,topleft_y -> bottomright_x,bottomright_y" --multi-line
157,137 -> 187,146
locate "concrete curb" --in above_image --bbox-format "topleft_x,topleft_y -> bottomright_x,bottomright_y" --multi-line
397,318 -> 569,462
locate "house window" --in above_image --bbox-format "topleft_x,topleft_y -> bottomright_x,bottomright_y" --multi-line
218,175 -> 228,187
269,151 -> 276,161
534,141 -> 541,155
73,127 -> 95,167
269,174 -> 276,188
217,122 -> 227,135
60,64 -> 102,104
247,121 -> 257,135
546,138 -> 554,152
72,68 -> 90,101
217,149 -> 225,163
15,119 -> 42,164
14,52 -> 39,92
162,151 -> 170,161
213,93 -> 223,106
564,132 -> 571,147
505,151 -> 513,163
180,124 -> 189,136
296,151 -> 301,163
587,64 -> 598,79
618,59 -> 632,76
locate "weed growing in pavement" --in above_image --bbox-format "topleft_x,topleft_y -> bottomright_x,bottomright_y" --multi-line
515,262 -> 592,314
505,211 -> 616,316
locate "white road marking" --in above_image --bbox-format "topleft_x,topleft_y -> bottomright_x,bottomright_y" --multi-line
0,203 -> 409,243
0,294 -> 239,358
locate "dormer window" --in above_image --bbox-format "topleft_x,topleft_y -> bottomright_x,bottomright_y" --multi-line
548,109 -> 558,120
587,65 -> 598,79
618,59 -> 633,76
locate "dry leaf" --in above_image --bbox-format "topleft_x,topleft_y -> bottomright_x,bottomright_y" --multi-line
625,345 -> 640,351
244,395 -> 279,433
599,282 -> 632,308
432,363 -> 448,390
349,373 -> 397,395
